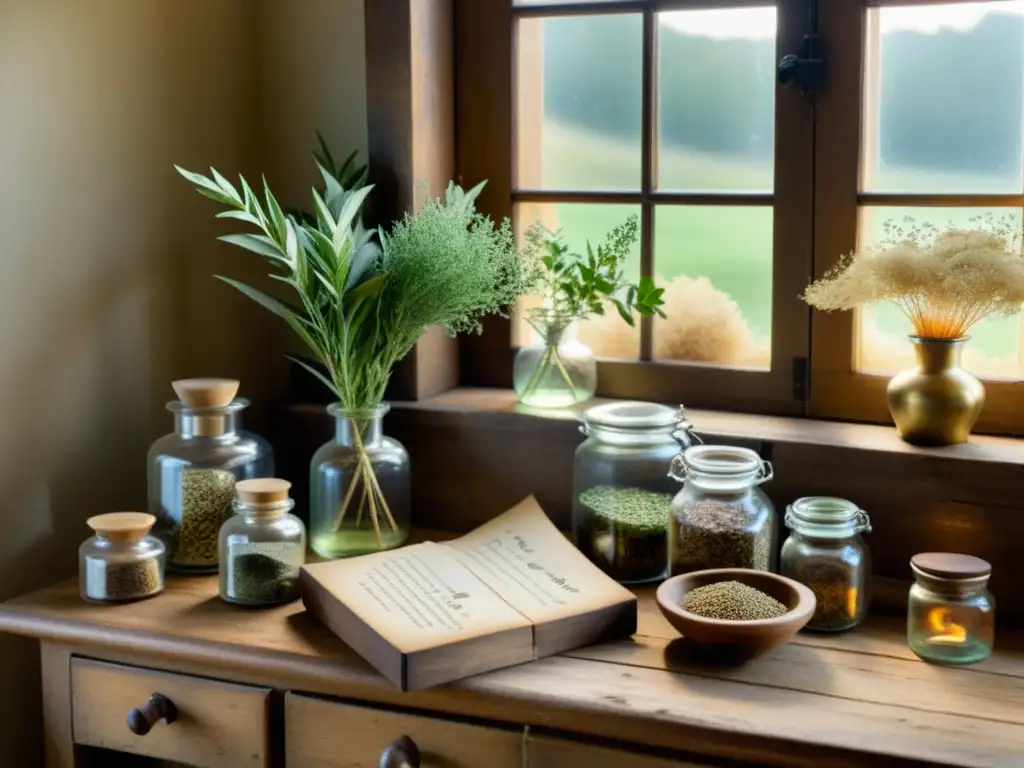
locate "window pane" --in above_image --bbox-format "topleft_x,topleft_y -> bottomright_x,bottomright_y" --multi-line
862,2 -> 1024,194
515,203 -> 642,359
652,206 -> 772,368
516,14 -> 642,190
657,8 -> 776,192
856,207 -> 1024,379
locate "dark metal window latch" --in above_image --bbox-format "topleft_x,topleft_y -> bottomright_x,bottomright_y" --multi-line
778,32 -> 824,99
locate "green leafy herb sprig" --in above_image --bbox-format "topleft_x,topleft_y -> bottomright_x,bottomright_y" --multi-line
525,215 -> 666,325
176,153 -> 532,546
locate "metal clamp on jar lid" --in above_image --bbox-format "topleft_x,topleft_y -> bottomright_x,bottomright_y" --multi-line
785,497 -> 871,539
580,401 -> 699,446
670,444 -> 772,492
170,378 -> 245,437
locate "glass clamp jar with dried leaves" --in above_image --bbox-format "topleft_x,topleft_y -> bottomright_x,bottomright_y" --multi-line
803,215 -> 1024,445
178,141 -> 536,557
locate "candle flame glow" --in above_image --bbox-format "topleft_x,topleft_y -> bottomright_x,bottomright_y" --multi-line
927,607 -> 967,641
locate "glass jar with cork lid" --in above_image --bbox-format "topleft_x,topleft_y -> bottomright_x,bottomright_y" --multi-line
908,552 -> 995,665
668,444 -> 776,575
79,513 -> 165,603
573,401 -> 697,584
148,379 -> 273,574
219,479 -> 305,606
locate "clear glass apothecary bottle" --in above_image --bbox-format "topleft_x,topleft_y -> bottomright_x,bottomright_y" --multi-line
310,404 -> 410,559
148,379 -> 273,574
80,513 -> 165,603
669,445 -> 776,575
573,401 -> 697,584
513,309 -> 597,408
781,497 -> 872,632
908,552 -> 994,665
219,479 -> 305,606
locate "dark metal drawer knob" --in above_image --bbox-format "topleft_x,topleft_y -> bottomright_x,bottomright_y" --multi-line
126,693 -> 178,736
380,734 -> 421,768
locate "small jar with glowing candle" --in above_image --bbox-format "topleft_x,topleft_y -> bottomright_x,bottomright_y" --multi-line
908,553 -> 994,665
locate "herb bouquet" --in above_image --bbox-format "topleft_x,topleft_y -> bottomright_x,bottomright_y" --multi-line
515,216 -> 666,407
803,215 -> 1024,444
177,157 -> 531,555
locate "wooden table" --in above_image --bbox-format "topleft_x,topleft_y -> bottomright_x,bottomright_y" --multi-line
2,574 -> 1023,768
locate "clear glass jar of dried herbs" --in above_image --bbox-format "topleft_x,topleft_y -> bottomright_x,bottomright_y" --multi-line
573,401 -> 697,584
219,479 -> 305,606
80,513 -> 166,603
669,445 -> 776,575
148,379 -> 273,574
780,497 -> 872,632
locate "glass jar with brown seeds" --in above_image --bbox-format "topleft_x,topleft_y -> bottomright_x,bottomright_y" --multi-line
79,512 -> 166,604
148,379 -> 273,574
780,497 -> 872,632
669,445 -> 776,575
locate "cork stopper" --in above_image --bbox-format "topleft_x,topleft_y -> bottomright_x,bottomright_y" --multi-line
87,512 -> 156,545
912,552 -> 991,580
172,378 -> 240,409
236,478 -> 292,505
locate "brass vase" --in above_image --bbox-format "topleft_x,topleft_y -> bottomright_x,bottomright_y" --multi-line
886,337 -> 984,446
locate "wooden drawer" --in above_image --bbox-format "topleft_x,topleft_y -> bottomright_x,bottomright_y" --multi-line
526,732 -> 720,768
285,693 -> 523,768
71,658 -> 271,768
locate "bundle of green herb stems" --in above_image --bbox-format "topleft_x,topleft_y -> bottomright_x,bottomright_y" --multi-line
178,145 -> 532,548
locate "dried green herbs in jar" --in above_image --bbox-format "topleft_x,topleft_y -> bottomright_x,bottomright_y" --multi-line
224,552 -> 298,606
173,469 -> 237,568
672,499 -> 772,574
575,486 -> 672,584
787,561 -> 863,632
680,580 -> 787,621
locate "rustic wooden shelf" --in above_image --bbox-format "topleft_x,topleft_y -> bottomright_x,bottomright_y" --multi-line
4,557 -> 1024,768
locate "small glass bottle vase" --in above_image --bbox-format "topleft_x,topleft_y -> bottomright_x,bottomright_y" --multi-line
514,309 -> 597,408
781,497 -> 872,632
310,404 -> 411,559
80,513 -> 166,604
220,479 -> 306,606
908,553 -> 994,665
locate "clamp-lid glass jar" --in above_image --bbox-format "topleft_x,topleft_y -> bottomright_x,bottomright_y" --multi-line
220,479 -> 306,606
781,497 -> 872,632
148,379 -> 274,574
80,513 -> 165,603
572,401 -> 697,584
669,444 -> 775,575
908,553 -> 994,665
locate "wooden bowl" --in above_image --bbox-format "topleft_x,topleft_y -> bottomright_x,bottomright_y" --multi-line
656,569 -> 816,657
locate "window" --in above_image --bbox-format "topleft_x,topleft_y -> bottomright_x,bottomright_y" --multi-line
812,0 -> 1024,433
455,0 -> 1024,433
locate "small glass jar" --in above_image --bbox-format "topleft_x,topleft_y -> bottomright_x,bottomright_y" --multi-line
781,497 -> 872,632
80,513 -> 165,604
513,309 -> 597,408
148,379 -> 274,574
669,444 -> 776,575
220,479 -> 306,606
573,401 -> 697,584
908,552 -> 994,665
310,404 -> 410,559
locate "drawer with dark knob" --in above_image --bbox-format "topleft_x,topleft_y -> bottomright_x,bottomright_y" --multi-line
285,693 -> 522,768
71,658 -> 271,768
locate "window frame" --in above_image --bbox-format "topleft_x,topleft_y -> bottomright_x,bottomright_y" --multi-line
811,0 -> 1024,435
455,0 -> 815,416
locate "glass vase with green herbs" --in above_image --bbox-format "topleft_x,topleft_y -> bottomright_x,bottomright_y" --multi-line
515,216 -> 666,408
177,155 -> 532,557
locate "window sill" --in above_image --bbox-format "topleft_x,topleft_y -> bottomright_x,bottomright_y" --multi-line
272,387 -> 1024,624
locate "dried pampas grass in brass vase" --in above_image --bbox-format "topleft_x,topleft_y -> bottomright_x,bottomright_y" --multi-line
804,216 -> 1024,446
